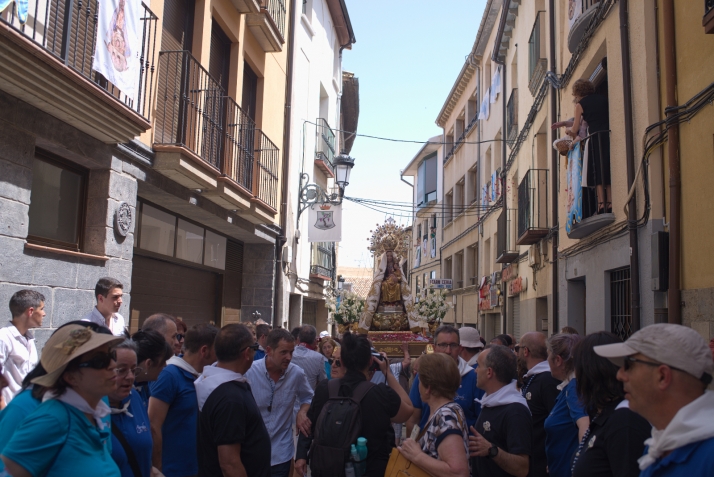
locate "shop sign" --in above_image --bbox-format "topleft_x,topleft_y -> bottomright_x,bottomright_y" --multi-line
479,283 -> 491,310
489,287 -> 500,308
502,263 -> 519,282
508,276 -> 528,296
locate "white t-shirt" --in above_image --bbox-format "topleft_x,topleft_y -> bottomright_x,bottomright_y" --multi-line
81,307 -> 126,336
0,324 -> 38,405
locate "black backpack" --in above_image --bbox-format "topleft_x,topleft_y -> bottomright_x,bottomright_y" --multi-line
308,378 -> 374,477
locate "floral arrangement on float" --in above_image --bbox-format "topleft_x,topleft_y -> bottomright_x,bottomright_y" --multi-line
415,289 -> 453,335
325,287 -> 366,334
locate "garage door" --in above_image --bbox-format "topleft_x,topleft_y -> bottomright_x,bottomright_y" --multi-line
130,255 -> 219,331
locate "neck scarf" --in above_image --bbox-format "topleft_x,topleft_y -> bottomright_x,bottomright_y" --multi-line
638,390 -> 714,470
476,379 -> 530,413
524,360 -> 551,378
110,399 -> 133,418
167,355 -> 199,378
44,387 -> 111,429
298,342 -> 317,351
457,356 -> 474,377
194,365 -> 247,411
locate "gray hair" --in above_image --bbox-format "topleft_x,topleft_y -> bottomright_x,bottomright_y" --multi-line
142,313 -> 176,335
298,325 -> 317,345
9,290 -> 45,318
114,338 -> 138,353
484,345 -> 517,384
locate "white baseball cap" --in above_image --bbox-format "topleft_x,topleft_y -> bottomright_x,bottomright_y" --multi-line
594,323 -> 714,384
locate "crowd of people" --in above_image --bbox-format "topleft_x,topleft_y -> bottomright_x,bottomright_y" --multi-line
1,278 -> 714,477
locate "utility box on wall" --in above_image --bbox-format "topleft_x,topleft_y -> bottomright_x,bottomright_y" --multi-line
651,231 -> 669,292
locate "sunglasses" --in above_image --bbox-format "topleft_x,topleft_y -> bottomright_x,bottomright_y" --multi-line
176,334 -> 185,341
240,342 -> 260,353
78,350 -> 117,371
333,359 -> 341,367
514,345 -> 528,353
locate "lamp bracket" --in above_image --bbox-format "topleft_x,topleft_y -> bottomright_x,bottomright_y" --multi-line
297,173 -> 343,223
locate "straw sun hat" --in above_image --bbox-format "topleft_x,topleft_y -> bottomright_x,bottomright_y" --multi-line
32,324 -> 123,387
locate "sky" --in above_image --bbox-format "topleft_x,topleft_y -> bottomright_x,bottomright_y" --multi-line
338,0 -> 487,268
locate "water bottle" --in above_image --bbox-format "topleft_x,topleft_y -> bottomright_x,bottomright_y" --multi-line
356,437 -> 368,475
350,444 -> 362,477
345,462 -> 356,477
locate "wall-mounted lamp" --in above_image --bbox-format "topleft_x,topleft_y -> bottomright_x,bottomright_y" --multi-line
297,152 -> 356,221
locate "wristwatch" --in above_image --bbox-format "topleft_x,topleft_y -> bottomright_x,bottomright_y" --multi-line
487,444 -> 499,458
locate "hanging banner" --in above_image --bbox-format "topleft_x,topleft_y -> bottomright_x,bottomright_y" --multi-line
93,0 -> 142,105
490,66 -> 501,104
308,203 -> 342,242
568,0 -> 583,31
491,171 -> 498,202
478,87 -> 490,120
565,143 -> 584,234
414,246 -> 421,268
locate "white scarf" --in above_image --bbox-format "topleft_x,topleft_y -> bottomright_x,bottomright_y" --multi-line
457,356 -> 474,378
557,372 -> 576,391
524,360 -> 551,378
43,387 -> 111,429
167,355 -> 199,378
476,379 -> 530,413
466,352 -> 480,368
110,399 -> 133,418
194,365 -> 247,411
638,390 -> 714,470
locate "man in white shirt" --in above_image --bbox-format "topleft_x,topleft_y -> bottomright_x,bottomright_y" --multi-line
290,325 -> 327,390
82,277 -> 126,336
0,290 -> 45,407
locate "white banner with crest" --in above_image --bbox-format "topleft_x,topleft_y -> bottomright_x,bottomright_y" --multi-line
308,203 -> 342,242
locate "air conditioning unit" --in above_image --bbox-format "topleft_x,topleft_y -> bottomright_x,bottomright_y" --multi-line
539,240 -> 548,261
529,245 -> 541,266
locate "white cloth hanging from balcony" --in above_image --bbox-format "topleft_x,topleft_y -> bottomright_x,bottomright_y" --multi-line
478,87 -> 490,120
490,66 -> 501,104
308,203 -> 342,242
93,0 -> 141,104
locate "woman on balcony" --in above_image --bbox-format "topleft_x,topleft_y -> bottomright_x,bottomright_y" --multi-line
568,79 -> 611,214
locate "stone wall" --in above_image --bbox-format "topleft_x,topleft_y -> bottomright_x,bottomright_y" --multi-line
0,92 -> 137,350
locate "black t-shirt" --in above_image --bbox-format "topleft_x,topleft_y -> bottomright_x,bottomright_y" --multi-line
472,403 -> 532,477
197,381 -> 271,477
296,369 -> 401,477
523,371 -> 560,477
572,402 -> 651,477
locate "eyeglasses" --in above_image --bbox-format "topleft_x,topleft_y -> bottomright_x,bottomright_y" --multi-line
622,356 -> 687,374
514,345 -> 528,353
78,350 -> 117,371
435,342 -> 460,350
176,334 -> 185,341
240,343 -> 260,353
115,366 -> 144,378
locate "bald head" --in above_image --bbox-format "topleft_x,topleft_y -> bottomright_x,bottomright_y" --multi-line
520,332 -> 548,361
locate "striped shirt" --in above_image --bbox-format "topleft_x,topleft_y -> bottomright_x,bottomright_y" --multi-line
291,346 -> 327,390
245,360 -> 313,465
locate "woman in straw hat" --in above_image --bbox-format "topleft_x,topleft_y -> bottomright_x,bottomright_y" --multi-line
1,324 -> 124,477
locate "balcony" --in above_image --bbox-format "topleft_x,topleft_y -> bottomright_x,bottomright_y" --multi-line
310,242 -> 335,281
314,118 -> 335,177
153,50 -> 279,222
517,169 -> 549,245
706,0 -> 714,34
566,130 -> 615,239
528,11 -> 546,96
246,0 -> 286,52
568,0 -> 601,53
496,207 -> 519,264
506,89 -> 518,148
0,0 -> 157,143
230,0 -> 260,14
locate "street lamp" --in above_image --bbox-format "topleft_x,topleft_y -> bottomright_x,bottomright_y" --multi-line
297,152 -> 356,221
337,275 -> 345,290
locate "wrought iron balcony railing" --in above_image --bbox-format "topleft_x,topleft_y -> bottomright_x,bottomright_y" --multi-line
253,129 -> 279,211
506,88 -> 518,148
315,118 -> 335,176
263,0 -> 286,39
517,169 -> 549,245
0,0 -> 158,119
310,242 -> 335,280
155,50 -> 279,210
528,11 -> 547,96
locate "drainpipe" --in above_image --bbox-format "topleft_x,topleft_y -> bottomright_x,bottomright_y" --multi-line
619,0 -> 641,331
273,0 -> 298,327
549,0 -> 559,333
662,0 -> 680,324
491,55 -> 507,334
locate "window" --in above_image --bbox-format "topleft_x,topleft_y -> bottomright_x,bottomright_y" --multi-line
139,203 -> 176,256
454,252 -> 464,288
455,178 -> 465,216
444,257 -> 453,280
27,153 -> 87,251
444,190 -> 454,225
417,152 -> 437,207
610,267 -> 632,340
468,166 -> 478,204
137,201 -> 229,270
430,270 -> 436,280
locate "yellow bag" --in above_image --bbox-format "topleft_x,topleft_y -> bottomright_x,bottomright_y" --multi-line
383,448 -> 431,477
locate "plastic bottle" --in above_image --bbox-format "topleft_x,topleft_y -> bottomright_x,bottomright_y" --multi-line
356,437 -> 368,475
350,444 -> 362,477
345,462 -> 356,477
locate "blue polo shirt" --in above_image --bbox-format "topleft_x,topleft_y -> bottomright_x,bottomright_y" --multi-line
409,367 -> 484,431
2,399 -> 119,477
0,388 -> 39,452
149,364 -> 199,477
111,389 -> 153,477
639,436 -> 714,477
543,378 -> 588,477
